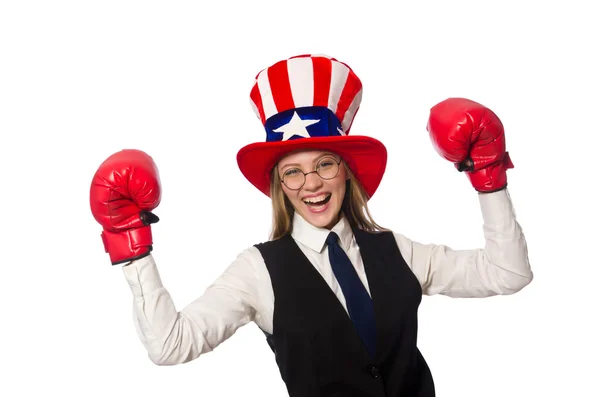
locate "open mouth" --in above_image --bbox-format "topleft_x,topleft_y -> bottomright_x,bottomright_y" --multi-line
302,193 -> 332,207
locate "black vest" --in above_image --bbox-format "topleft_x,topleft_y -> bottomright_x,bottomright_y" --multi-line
255,229 -> 435,397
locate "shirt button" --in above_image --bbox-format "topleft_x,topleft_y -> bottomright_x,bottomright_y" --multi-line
369,366 -> 380,378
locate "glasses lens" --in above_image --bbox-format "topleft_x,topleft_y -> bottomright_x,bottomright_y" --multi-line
282,168 -> 304,190
317,158 -> 339,179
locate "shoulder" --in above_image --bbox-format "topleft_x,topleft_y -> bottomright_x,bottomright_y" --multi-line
353,228 -> 397,244
353,228 -> 417,261
252,234 -> 304,274
352,229 -> 399,256
222,237 -> 284,272
253,234 -> 293,252
226,235 -> 289,266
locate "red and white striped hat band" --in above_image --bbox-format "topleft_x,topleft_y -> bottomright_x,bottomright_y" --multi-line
249,54 -> 363,135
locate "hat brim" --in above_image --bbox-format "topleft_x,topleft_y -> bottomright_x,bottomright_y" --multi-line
236,135 -> 387,199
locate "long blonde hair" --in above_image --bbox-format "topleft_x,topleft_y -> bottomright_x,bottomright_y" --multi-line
269,160 -> 389,240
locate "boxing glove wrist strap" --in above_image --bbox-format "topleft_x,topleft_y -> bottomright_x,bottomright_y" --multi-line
101,226 -> 154,266
465,152 -> 514,193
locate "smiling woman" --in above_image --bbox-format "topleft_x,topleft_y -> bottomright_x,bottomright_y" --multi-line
270,150 -> 387,238
278,151 -> 347,229
89,54 -> 533,397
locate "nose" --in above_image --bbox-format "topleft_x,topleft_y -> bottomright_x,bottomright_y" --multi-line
302,171 -> 323,191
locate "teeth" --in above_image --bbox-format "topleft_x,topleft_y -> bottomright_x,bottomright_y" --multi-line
303,193 -> 330,204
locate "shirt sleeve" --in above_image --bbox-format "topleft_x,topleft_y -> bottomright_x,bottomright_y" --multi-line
394,188 -> 533,297
121,248 -> 260,365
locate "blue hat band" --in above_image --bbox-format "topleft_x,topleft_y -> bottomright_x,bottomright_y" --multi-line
264,106 -> 343,143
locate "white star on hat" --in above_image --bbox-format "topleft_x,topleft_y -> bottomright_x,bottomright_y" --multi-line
273,111 -> 320,141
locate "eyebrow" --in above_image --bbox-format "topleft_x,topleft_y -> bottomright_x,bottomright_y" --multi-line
279,153 -> 337,170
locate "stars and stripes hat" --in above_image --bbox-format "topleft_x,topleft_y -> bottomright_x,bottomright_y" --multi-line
236,54 -> 387,198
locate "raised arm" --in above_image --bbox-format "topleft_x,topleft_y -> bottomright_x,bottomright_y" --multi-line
89,149 -> 258,365
397,98 -> 533,297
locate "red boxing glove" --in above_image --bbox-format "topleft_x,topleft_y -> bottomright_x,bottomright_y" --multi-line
90,149 -> 162,265
426,98 -> 514,192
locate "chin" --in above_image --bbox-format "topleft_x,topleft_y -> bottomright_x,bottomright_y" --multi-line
305,214 -> 338,229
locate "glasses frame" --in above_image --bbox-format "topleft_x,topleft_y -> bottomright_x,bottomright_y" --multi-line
279,156 -> 343,190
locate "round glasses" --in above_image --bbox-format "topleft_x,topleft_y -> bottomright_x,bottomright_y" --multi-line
280,156 -> 342,190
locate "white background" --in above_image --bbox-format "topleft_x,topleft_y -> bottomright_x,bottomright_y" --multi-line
1,1 -> 598,396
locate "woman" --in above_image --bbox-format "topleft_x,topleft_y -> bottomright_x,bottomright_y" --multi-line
89,54 -> 533,397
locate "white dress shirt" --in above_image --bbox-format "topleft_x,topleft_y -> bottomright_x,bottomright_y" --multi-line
121,188 -> 532,366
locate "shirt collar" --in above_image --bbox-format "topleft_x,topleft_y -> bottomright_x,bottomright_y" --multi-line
291,211 -> 354,253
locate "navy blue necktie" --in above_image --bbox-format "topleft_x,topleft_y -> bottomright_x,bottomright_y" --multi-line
326,232 -> 377,357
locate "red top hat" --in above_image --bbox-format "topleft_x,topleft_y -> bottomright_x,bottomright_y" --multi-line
236,54 -> 387,199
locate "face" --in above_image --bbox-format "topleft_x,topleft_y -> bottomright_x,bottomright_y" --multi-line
277,150 -> 348,229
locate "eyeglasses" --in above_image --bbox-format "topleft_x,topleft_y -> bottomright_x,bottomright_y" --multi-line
280,156 -> 342,190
